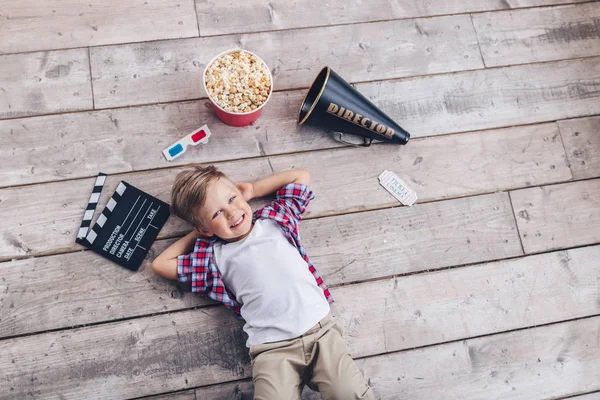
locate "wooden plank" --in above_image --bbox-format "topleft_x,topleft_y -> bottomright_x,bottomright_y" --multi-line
355,56 -> 600,138
2,245 -> 599,398
304,192 -> 522,285
0,121 -> 569,261
0,239 -> 213,339
141,390 -> 197,400
4,56 -> 598,187
0,306 -> 249,400
195,0 -> 590,36
511,179 -> 600,253
0,49 -> 92,119
0,192 -> 521,337
0,0 -> 198,54
196,382 -> 253,400
473,3 -> 600,67
193,382 -> 255,400
568,393 -> 600,400
0,96 -> 339,187
81,55 -> 600,164
90,14 -> 482,108
0,160 -> 272,261
272,123 -> 572,217
558,116 -> 600,179
333,245 -> 600,358
191,381 -> 320,400
358,317 -> 600,399
0,89 -> 570,189
149,246 -> 600,400
158,381 -> 600,400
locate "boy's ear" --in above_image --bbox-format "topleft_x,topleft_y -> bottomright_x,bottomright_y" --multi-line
194,226 -> 213,237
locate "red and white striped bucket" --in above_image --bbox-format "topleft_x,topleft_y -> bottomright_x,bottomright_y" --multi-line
203,49 -> 274,127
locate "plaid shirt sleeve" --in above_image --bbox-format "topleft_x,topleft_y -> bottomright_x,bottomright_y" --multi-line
177,241 -> 208,293
177,238 -> 242,318
260,183 -> 315,225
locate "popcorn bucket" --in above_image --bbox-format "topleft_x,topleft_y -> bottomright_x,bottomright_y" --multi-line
203,49 -> 274,127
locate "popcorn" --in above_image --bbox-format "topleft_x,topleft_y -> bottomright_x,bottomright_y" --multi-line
204,51 -> 272,114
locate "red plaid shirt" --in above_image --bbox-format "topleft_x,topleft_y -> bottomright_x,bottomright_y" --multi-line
177,183 -> 333,318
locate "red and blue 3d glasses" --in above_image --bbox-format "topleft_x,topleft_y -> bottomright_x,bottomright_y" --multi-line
162,125 -> 212,161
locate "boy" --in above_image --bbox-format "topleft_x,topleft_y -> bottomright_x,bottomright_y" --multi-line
152,164 -> 374,400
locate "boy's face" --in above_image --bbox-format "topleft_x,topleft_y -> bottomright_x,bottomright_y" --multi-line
196,178 -> 253,242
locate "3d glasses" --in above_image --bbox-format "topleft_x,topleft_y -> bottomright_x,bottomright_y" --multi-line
162,125 -> 212,161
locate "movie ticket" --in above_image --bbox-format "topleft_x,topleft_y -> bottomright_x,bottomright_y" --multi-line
378,170 -> 418,206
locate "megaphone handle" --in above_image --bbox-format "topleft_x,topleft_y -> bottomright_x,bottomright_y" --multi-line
333,132 -> 373,147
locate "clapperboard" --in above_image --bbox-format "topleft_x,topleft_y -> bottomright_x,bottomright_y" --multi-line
76,173 -> 170,271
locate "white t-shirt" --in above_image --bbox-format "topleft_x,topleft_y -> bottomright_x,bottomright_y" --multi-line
213,218 -> 331,347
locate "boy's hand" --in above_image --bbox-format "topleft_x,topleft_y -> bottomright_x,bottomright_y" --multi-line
236,182 -> 255,201
243,169 -> 310,199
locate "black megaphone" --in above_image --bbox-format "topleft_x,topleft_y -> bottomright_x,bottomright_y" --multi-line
298,67 -> 410,146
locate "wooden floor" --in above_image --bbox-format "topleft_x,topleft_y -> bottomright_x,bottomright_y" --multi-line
1,0 -> 600,399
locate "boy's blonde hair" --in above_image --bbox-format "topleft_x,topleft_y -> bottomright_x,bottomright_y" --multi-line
171,164 -> 227,229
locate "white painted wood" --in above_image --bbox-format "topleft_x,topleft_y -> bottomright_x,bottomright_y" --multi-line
568,393 -> 600,400
0,160 -> 272,261
0,239 -> 215,339
0,49 -> 92,119
90,14 -> 482,108
195,381 -> 253,400
511,179 -> 600,253
195,0 -> 590,36
304,192 -> 522,285
0,121 -> 569,261
0,306 -> 250,399
140,390 -> 197,400
0,98 -> 571,193
3,41 -> 598,187
274,123 -> 572,218
2,246 -> 599,398
355,57 -> 600,138
558,116 -> 600,179
473,3 -> 600,67
192,380 -> 321,400
0,0 -> 199,54
0,96 -> 339,187
5,56 -> 598,187
0,192 -> 521,337
1,2 -> 599,399
149,246 -> 600,400
334,245 -> 600,358
358,317 -> 600,399
190,383 -> 600,400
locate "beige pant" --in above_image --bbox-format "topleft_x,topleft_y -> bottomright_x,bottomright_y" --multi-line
249,313 -> 374,400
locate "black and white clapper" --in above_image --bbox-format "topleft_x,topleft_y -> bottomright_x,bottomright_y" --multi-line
76,173 -> 170,271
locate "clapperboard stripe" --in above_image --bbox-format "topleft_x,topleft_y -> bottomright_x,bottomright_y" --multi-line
76,173 -> 107,243
85,182 -> 127,245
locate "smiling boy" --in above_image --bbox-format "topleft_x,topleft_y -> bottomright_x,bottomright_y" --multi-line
152,164 -> 373,400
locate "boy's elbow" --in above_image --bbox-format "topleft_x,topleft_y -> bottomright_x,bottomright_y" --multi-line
151,258 -> 177,280
296,169 -> 310,186
151,259 -> 163,276
151,259 -> 161,274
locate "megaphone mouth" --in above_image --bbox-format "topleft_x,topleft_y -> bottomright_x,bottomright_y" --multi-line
298,66 -> 330,125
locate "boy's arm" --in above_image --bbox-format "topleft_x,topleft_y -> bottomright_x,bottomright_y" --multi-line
151,230 -> 200,280
238,169 -> 310,201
